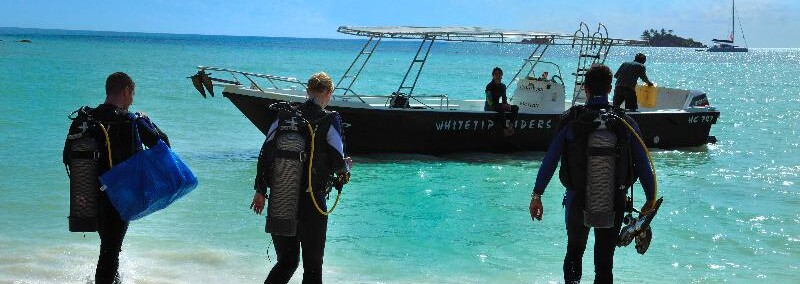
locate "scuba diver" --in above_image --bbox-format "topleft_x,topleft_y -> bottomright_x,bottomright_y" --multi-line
485,67 -> 519,136
63,72 -> 169,284
613,53 -> 654,112
528,65 -> 656,284
250,72 -> 351,284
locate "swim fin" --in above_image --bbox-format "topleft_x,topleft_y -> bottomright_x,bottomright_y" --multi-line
200,70 -> 214,97
635,226 -> 652,254
617,197 -> 663,253
189,72 -> 206,98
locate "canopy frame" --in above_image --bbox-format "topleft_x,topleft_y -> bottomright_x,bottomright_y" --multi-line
335,24 -> 645,108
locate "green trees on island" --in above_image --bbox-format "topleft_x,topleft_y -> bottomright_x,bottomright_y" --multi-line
641,29 -> 706,48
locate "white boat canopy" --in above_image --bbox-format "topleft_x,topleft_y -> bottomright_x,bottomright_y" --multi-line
193,23 -> 647,107
337,26 -> 645,46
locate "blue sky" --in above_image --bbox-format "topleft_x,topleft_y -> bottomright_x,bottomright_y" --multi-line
1,0 -> 797,47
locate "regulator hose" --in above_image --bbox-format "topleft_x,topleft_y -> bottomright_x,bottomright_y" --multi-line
306,123 -> 342,216
97,123 -> 113,168
610,113 -> 658,213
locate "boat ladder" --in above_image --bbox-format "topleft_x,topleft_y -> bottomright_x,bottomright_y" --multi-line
571,22 -> 612,105
396,34 -> 436,108
335,36 -> 381,102
508,43 -> 550,85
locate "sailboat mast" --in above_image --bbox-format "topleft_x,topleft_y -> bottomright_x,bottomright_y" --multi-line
731,0 -> 735,42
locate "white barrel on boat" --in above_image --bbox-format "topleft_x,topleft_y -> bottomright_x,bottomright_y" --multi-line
512,78 -> 565,113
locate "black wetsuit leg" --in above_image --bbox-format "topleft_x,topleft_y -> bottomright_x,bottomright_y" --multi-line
564,202 -> 589,284
492,104 -> 519,130
297,193 -> 328,284
592,210 -> 623,284
613,87 -> 638,111
563,194 -> 625,284
623,88 -> 638,111
95,192 -> 128,284
612,87 -> 625,109
509,105 -> 519,123
265,193 -> 328,284
266,235 -> 300,284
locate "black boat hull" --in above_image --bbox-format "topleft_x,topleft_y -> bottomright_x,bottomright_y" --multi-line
224,91 -> 719,154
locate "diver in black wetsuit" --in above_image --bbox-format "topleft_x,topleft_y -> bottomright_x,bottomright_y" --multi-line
66,72 -> 169,284
529,65 -> 655,284
485,67 -> 519,135
251,72 -> 351,284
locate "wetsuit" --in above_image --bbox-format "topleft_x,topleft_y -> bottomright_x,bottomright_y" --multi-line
485,80 -> 519,128
613,61 -> 652,111
255,100 -> 348,284
86,104 -> 169,284
532,96 -> 654,284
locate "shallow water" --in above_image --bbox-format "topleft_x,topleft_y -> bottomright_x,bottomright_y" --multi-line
0,29 -> 798,283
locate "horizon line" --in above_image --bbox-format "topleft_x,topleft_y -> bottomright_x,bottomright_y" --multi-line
1,26 -> 795,49
0,26 -> 351,41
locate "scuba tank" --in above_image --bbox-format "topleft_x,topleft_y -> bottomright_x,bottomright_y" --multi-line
265,103 -> 309,236
558,105 -> 635,228
63,107 -> 110,232
584,109 -> 618,228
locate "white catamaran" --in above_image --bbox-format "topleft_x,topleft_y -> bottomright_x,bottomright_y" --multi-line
708,0 -> 748,52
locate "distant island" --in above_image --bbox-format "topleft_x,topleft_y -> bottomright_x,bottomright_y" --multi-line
640,29 -> 706,48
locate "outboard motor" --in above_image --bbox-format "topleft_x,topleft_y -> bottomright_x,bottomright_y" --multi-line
584,110 -> 617,228
64,107 -> 103,232
265,105 -> 308,236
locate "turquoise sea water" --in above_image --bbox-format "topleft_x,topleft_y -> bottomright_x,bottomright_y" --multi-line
1,28 -> 798,283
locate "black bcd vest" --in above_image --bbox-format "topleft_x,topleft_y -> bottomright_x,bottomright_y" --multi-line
268,102 -> 337,192
557,105 -> 638,200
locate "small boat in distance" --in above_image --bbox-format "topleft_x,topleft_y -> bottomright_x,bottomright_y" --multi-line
189,23 -> 720,154
707,0 -> 748,52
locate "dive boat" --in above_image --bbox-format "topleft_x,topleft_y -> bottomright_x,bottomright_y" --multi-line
707,0 -> 748,52
189,23 -> 720,154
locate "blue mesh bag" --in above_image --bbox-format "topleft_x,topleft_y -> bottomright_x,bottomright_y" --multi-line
100,119 -> 198,221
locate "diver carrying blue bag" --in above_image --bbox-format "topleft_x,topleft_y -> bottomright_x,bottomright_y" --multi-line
100,116 -> 198,221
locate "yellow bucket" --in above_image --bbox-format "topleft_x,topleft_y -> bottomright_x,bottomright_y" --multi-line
635,85 -> 658,108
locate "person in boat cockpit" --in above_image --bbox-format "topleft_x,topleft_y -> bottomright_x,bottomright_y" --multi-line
613,53 -> 654,112
485,67 -> 519,135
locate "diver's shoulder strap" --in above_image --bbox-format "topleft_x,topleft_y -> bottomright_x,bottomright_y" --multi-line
557,105 -> 584,130
307,110 -> 336,136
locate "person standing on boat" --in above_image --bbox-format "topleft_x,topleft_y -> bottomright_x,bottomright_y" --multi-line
528,65 -> 655,284
250,72 -> 351,284
485,67 -> 519,135
612,53 -> 654,111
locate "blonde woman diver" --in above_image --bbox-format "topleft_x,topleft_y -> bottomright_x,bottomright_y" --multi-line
250,72 -> 351,284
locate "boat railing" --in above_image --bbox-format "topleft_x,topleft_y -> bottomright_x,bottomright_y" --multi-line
194,66 -> 452,109
334,87 -> 367,103
410,94 -> 450,109
335,93 -> 452,109
197,66 -> 307,93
